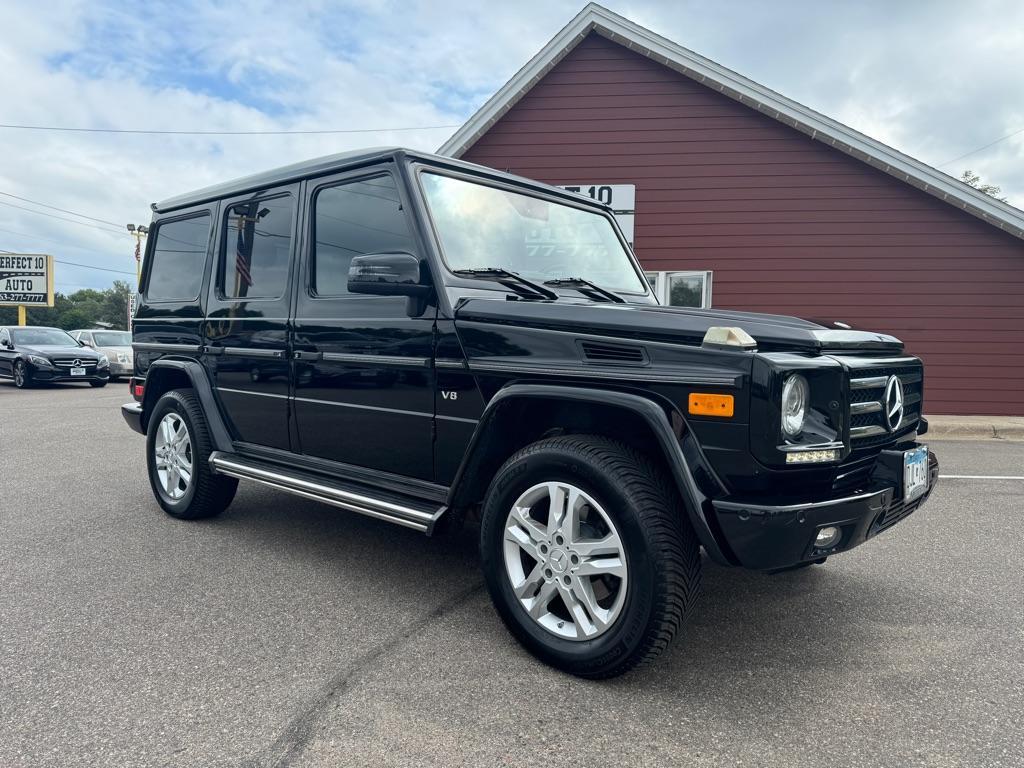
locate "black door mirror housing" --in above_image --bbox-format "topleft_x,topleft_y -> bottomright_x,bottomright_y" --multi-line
347,252 -> 431,298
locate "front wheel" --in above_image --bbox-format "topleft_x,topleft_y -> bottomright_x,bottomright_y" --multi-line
146,389 -> 237,519
89,380 -> 108,388
13,360 -> 31,388
480,435 -> 701,678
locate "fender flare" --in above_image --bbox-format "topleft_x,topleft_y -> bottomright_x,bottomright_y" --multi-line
449,383 -> 731,564
142,358 -> 233,452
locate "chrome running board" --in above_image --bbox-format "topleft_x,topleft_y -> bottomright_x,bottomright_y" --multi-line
208,452 -> 445,534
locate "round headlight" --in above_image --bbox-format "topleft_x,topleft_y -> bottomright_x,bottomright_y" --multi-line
781,374 -> 809,437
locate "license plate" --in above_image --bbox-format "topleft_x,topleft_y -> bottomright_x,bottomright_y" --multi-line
70,367 -> 86,376
903,445 -> 929,502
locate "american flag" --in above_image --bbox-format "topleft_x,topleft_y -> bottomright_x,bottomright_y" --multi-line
235,217 -> 253,288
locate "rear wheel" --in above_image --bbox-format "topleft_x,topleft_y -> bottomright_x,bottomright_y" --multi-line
13,360 -> 30,388
480,435 -> 701,678
146,390 -> 237,519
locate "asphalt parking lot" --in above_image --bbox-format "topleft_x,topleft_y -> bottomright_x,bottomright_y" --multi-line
1,383 -> 1021,767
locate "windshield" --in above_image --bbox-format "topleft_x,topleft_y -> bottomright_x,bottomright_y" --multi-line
420,173 -> 647,294
11,328 -> 79,346
93,331 -> 132,347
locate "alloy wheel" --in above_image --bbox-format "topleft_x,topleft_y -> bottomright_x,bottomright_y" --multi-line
13,361 -> 26,387
503,481 -> 628,640
153,413 -> 194,500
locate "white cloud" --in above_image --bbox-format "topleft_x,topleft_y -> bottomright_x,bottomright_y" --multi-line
0,0 -> 1020,292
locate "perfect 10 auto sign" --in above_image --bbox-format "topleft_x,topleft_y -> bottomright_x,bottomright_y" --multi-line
559,184 -> 636,245
0,254 -> 55,307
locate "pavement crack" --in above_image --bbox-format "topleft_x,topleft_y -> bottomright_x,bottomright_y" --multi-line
252,581 -> 485,768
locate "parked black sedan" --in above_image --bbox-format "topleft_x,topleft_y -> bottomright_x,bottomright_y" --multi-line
0,326 -> 110,388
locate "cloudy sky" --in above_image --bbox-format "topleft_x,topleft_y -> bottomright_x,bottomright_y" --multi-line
1,0 -> 1021,292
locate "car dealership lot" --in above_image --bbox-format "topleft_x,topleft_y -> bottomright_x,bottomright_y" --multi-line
1,384 -> 1021,767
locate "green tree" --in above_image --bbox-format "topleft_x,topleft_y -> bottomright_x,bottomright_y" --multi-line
0,281 -> 134,330
960,170 -> 1008,202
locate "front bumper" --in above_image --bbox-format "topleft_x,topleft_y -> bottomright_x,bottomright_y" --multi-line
30,367 -> 110,383
712,443 -> 939,570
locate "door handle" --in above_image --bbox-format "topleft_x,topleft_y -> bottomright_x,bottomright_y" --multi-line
292,351 -> 322,361
202,345 -> 225,356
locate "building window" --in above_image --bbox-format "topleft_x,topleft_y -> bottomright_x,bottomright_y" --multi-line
644,271 -> 713,308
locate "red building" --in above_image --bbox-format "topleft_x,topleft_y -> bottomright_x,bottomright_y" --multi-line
440,3 -> 1024,416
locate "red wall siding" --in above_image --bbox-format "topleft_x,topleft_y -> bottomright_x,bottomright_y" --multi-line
462,33 -> 1024,416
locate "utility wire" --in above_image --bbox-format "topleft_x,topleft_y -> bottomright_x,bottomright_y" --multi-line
938,126 -> 1024,168
0,246 -> 134,276
0,122 -> 461,136
0,191 -> 123,228
0,199 -> 126,235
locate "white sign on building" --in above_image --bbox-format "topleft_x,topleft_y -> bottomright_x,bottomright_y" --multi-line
0,253 -> 55,307
559,184 -> 636,245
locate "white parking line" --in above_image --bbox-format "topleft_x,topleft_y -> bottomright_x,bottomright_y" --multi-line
939,475 -> 1024,480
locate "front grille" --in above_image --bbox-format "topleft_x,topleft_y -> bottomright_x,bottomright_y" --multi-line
872,491 -> 929,534
847,360 -> 922,448
51,358 -> 96,368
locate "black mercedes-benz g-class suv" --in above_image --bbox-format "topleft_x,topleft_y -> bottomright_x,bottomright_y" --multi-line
122,147 -> 938,678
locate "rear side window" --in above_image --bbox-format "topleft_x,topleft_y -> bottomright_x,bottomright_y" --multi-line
146,214 -> 211,301
221,196 -> 294,300
312,175 -> 414,296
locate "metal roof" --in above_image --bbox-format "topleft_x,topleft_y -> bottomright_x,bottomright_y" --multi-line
153,147 -> 403,212
152,146 -> 605,214
438,3 -> 1024,242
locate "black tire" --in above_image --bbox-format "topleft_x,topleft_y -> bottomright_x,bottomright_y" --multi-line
13,360 -> 31,388
146,389 -> 237,520
89,380 -> 108,388
480,435 -> 701,678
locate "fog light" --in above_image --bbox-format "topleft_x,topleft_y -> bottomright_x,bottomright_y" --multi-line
814,526 -> 841,549
785,449 -> 840,464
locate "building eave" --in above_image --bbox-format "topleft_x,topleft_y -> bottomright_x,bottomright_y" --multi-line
438,2 -> 1024,242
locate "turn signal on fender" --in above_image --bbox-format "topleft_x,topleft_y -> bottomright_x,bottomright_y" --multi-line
688,393 -> 734,417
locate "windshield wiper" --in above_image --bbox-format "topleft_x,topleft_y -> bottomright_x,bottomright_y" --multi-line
543,277 -> 626,304
453,268 -> 558,300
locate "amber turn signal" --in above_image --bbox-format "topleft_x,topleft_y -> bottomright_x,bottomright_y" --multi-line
688,393 -> 734,417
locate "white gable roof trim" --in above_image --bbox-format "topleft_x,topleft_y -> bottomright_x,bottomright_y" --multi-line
439,3 -> 1024,241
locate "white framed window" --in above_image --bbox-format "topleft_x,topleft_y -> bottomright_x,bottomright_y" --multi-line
644,270 -> 713,308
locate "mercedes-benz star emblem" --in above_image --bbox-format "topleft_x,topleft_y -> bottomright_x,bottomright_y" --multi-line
73,359 -> 81,367
884,375 -> 904,432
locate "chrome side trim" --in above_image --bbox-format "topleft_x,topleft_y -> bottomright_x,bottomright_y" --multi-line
321,353 -> 430,368
209,454 -> 442,533
467,360 -> 739,387
217,387 -> 288,399
435,358 -> 468,369
132,342 -> 202,354
221,347 -> 287,359
294,395 -> 432,419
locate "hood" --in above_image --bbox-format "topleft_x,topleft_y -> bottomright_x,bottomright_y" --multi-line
22,344 -> 104,359
454,298 -> 903,355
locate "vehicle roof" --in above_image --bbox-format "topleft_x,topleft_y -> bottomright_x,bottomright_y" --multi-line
3,325 -> 65,331
152,147 -> 610,214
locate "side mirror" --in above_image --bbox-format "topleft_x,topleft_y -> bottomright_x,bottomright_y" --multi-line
348,252 -> 431,298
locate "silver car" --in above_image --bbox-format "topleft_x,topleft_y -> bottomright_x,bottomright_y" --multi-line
71,330 -> 134,380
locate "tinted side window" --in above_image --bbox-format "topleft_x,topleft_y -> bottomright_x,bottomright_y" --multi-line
147,214 -> 211,301
312,175 -> 414,296
221,196 -> 294,300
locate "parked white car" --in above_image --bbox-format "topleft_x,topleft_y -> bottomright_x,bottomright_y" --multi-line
71,330 -> 134,380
